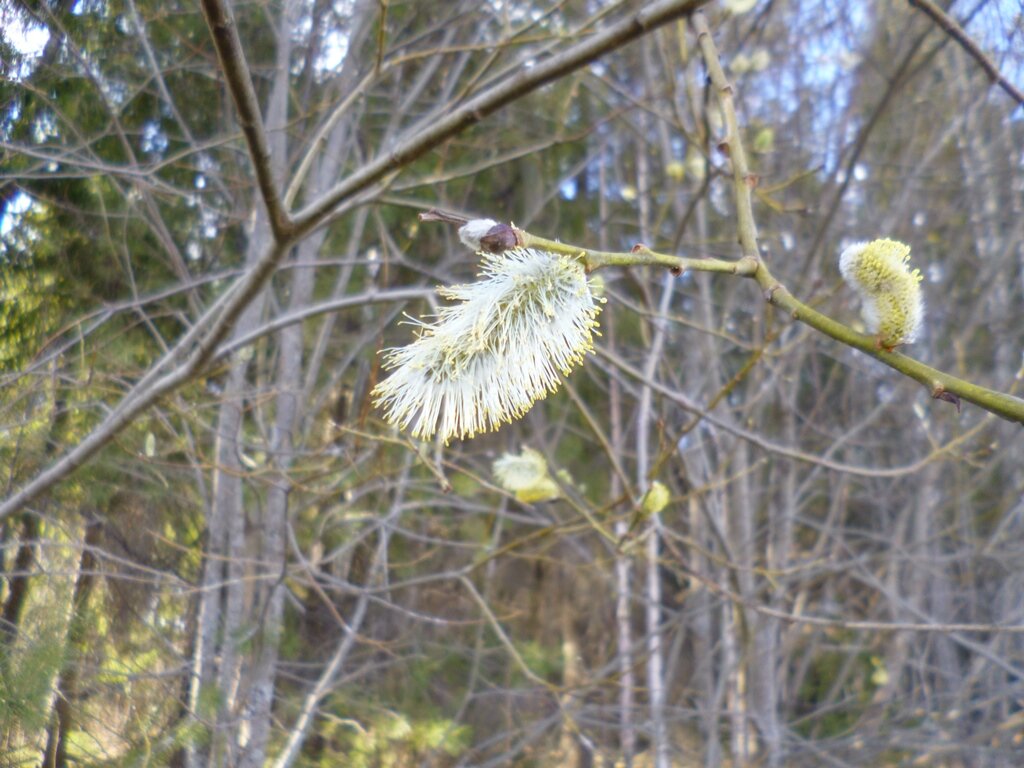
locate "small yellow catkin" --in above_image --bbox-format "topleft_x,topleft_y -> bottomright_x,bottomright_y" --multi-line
493,447 -> 562,503
839,238 -> 924,349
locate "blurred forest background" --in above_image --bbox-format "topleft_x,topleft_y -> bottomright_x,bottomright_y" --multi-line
2,0 -> 1024,766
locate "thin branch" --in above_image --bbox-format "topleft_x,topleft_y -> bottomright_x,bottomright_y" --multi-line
199,0 -> 292,239
0,239 -> 285,522
270,492 -> 397,768
458,575 -> 553,689
597,347 -> 978,478
283,69 -> 375,209
909,0 -> 1024,109
0,0 -> 713,522
667,536 -> 1024,634
800,20 -> 933,278
211,287 -> 433,362
290,0 -> 714,240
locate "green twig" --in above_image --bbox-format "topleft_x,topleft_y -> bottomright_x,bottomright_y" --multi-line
516,230 -> 757,276
512,219 -> 1024,424
693,12 -> 1024,425
414,206 -> 1024,424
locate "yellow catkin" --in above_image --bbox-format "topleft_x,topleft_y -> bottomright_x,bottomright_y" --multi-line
839,238 -> 924,349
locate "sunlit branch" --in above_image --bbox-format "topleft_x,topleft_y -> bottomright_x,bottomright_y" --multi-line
480,212 -> 1024,426
516,229 -> 758,275
415,189 -> 1024,425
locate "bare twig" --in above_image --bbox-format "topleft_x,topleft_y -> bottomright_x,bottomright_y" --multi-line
458,575 -> 553,689
598,347 -> 979,478
0,236 -> 281,522
211,287 -> 434,362
667,536 -> 1024,634
199,0 -> 292,238
290,0 -> 714,240
909,0 -> 1024,109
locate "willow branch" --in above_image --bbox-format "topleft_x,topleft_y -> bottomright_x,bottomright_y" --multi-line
517,230 -> 758,275
514,225 -> 1024,425
692,14 -> 760,259
691,12 -> 1024,425
908,0 -> 1024,110
752,281 -> 1024,423
417,199 -> 1024,425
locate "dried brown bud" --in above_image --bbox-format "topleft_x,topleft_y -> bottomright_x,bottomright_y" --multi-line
478,223 -> 520,253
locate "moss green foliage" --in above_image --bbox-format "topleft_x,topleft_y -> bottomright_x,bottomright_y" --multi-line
316,711 -> 471,768
794,643 -> 886,739
301,676 -> 474,768
0,627 -> 65,736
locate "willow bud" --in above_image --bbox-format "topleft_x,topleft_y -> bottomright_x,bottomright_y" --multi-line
458,219 -> 520,253
493,447 -> 563,503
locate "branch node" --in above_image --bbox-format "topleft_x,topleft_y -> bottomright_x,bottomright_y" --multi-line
875,336 -> 900,354
931,384 -> 963,413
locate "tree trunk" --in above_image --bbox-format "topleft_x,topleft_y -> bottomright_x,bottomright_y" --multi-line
1,513 -> 38,648
42,517 -> 101,768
